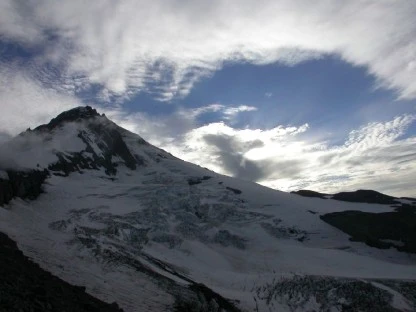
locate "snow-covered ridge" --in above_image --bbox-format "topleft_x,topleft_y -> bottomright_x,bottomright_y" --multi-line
0,106 -> 172,175
0,106 -> 415,312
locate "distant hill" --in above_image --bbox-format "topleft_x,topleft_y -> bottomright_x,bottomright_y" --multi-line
331,190 -> 400,205
292,189 -> 404,205
291,189 -> 328,199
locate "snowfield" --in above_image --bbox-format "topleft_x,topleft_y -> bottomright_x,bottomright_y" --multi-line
0,107 -> 415,311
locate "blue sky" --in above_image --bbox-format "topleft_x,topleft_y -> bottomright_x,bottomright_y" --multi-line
0,0 -> 416,196
118,55 -> 416,143
130,56 -> 415,136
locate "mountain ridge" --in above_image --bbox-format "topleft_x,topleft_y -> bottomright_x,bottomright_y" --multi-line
34,106 -> 102,131
291,189 -> 412,205
0,106 -> 415,312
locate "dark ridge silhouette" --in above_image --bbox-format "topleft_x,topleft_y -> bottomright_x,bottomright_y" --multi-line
291,190 -> 328,199
0,232 -> 123,312
34,106 -> 101,131
332,189 -> 400,205
293,189 -> 401,205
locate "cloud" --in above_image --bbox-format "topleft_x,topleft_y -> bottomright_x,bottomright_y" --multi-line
202,133 -> 265,180
257,115 -> 416,196
0,0 -> 415,101
164,120 -> 312,180
111,108 -> 416,196
104,103 -> 258,146
177,104 -> 256,119
0,63 -> 81,136
202,132 -> 304,181
222,105 -> 258,120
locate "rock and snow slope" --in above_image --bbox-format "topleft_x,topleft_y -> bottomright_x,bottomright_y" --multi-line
0,106 -> 415,312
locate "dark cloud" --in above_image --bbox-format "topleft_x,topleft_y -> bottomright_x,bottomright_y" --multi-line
318,153 -> 338,165
203,134 -> 265,181
265,159 -> 304,180
203,133 -> 303,182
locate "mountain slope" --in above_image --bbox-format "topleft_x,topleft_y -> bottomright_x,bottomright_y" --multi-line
0,232 -> 123,312
0,106 -> 415,312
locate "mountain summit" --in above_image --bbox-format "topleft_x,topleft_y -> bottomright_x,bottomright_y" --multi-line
2,106 -> 171,176
0,107 -> 415,312
35,106 -> 102,130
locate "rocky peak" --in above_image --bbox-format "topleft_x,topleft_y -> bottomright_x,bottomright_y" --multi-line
35,106 -> 102,131
2,105 -> 172,180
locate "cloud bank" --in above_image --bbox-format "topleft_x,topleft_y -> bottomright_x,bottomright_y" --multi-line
1,0 -> 416,101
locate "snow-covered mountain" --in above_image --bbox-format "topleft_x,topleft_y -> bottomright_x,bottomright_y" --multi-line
0,106 -> 415,312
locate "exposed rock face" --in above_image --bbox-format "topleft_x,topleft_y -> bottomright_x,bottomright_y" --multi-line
0,232 -> 123,312
0,170 -> 48,206
321,204 -> 416,253
31,106 -> 141,176
48,122 -> 140,176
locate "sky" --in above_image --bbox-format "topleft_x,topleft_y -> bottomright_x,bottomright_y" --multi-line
0,0 -> 416,196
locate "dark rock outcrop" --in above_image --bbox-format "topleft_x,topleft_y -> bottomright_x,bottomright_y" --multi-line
332,189 -> 400,205
321,204 -> 416,253
0,232 -> 123,312
174,283 -> 242,312
187,176 -> 212,186
34,106 -> 101,131
226,187 -> 242,195
48,122 -> 139,176
256,275 -> 416,312
29,106 -> 143,176
291,190 -> 328,199
0,170 -> 48,206
294,189 -> 401,205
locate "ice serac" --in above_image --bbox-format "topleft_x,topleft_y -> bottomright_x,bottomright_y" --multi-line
0,106 -> 415,312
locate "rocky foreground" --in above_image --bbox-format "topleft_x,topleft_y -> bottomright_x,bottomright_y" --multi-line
0,232 -> 123,312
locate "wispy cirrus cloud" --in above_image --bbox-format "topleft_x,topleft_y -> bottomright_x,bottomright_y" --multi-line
103,103 -> 258,146
0,63 -> 80,140
1,0 -> 415,101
